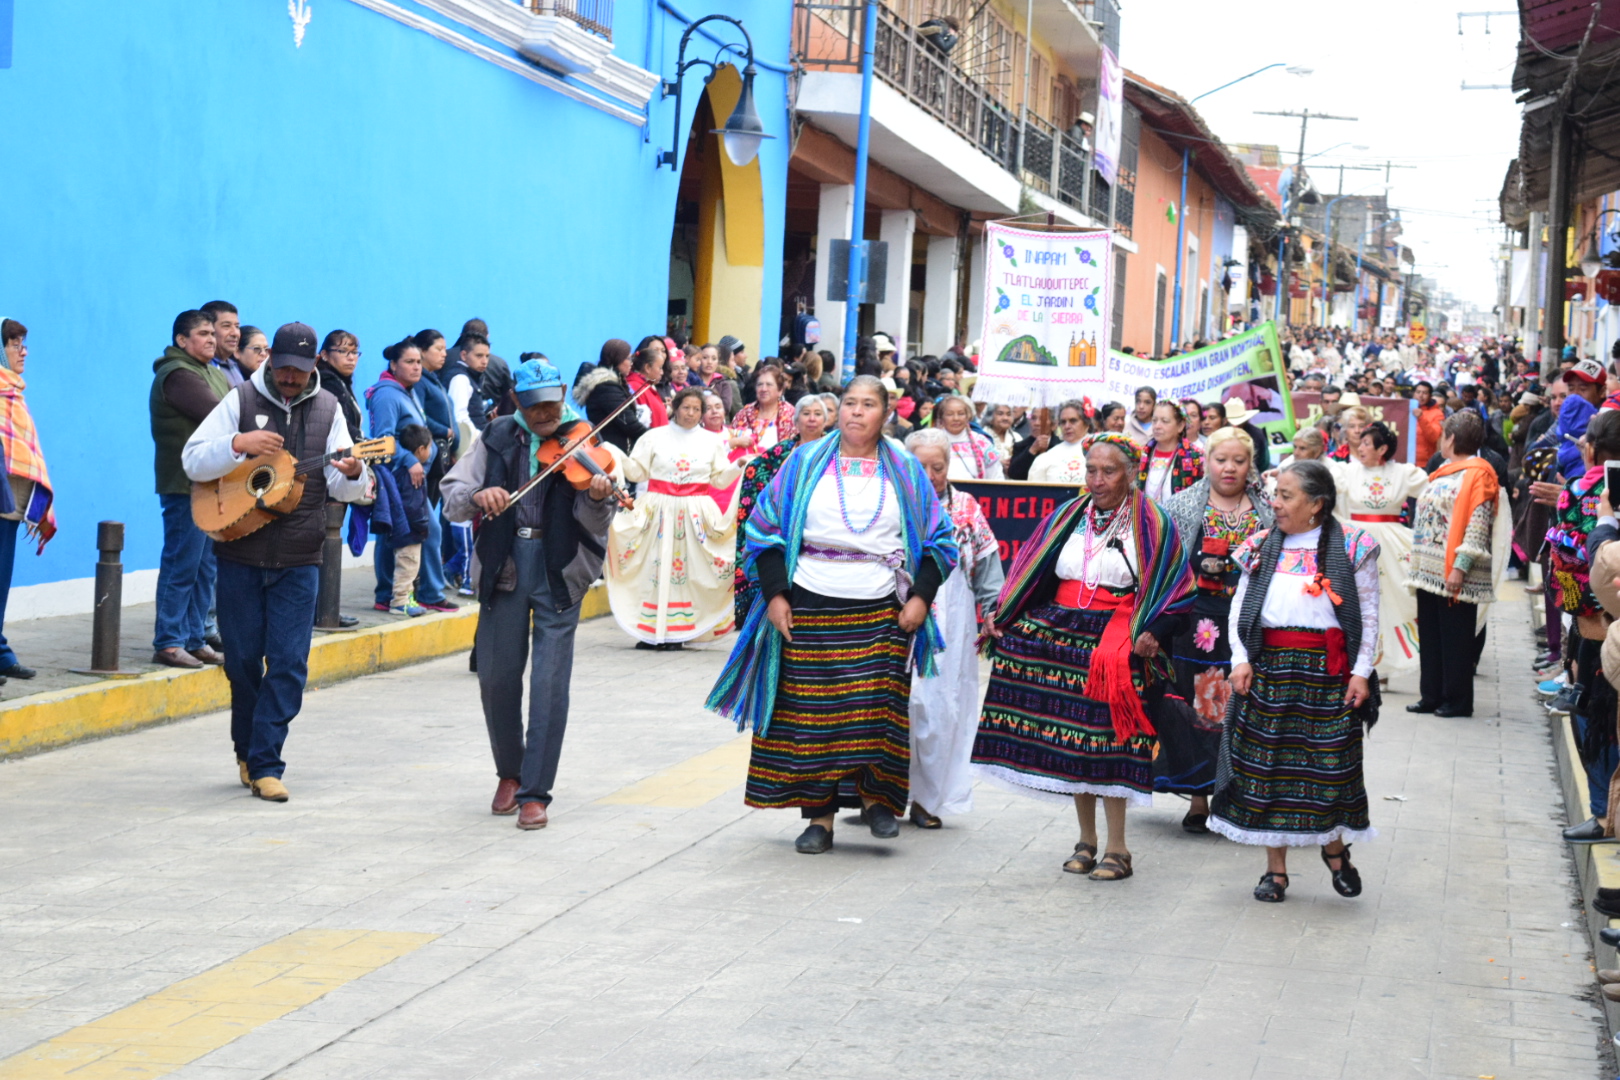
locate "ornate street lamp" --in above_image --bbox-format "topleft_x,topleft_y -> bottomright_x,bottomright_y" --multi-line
657,16 -> 773,170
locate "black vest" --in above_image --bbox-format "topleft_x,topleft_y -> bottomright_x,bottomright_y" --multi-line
216,381 -> 339,569
475,417 -> 604,608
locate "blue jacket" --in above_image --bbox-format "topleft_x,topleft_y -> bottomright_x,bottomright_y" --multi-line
387,461 -> 432,543
1557,394 -> 1598,479
419,370 -> 455,443
365,374 -> 436,472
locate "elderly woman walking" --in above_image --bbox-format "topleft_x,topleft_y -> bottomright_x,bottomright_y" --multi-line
1407,409 -> 1506,718
707,376 -> 957,854
973,433 -> 1194,881
0,319 -> 56,681
1159,427 -> 1273,829
1212,460 -> 1381,903
903,427 -> 1005,828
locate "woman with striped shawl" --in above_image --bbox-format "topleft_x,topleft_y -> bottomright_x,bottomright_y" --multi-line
1213,459 -> 1380,904
972,433 -> 1194,882
706,376 -> 958,855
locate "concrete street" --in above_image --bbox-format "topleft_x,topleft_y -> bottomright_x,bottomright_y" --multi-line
0,605 -> 1606,1079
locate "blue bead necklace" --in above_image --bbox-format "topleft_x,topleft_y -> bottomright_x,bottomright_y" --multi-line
834,449 -> 887,534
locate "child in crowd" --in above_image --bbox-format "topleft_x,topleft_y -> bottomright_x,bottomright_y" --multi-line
390,423 -> 434,617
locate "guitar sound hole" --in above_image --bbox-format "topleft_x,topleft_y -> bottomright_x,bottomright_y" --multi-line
247,466 -> 277,498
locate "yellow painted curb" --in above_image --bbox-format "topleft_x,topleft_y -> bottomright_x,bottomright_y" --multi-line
0,582 -> 612,760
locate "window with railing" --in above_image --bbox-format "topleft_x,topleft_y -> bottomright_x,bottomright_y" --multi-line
527,0 -> 613,40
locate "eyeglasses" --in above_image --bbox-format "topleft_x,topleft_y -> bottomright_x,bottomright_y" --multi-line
244,344 -> 270,355
328,349 -> 360,358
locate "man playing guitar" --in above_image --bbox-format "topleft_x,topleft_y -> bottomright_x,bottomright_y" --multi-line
442,358 -> 618,830
182,323 -> 370,801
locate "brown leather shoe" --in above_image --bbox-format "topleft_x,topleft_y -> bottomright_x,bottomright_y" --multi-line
153,647 -> 204,669
237,759 -> 250,788
191,645 -> 225,665
516,802 -> 548,830
1600,969 -> 1620,985
491,778 -> 520,816
250,776 -> 289,802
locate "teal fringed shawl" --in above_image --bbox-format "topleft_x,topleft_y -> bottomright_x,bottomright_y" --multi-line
705,436 -> 959,733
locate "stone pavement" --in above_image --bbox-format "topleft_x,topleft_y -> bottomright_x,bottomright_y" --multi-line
0,604 -> 1606,1080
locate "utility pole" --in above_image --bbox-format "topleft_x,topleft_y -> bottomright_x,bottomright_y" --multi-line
1255,109 -> 1356,326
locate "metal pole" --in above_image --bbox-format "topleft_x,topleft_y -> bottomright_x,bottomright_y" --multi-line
315,503 -> 347,630
1544,112 -> 1572,377
1525,208 -> 1544,368
1171,147 -> 1189,345
1014,0 -> 1034,180
842,0 -> 878,380
72,521 -> 135,678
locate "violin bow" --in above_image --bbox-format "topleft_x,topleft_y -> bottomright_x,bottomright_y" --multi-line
489,382 -> 654,516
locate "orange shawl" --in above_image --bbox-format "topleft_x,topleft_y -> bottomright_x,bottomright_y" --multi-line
1429,455 -> 1497,579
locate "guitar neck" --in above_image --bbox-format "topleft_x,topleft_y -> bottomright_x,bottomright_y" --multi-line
291,449 -> 347,476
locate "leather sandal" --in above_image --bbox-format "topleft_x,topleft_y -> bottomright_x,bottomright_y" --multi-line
1088,851 -> 1133,881
1254,871 -> 1289,902
1321,845 -> 1362,897
1062,842 -> 1098,875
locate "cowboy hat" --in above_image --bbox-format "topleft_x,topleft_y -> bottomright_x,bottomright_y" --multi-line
1222,397 -> 1259,426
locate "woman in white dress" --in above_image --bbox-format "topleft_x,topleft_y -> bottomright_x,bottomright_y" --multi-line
903,428 -> 1005,828
608,388 -> 745,650
1328,420 -> 1426,675
935,395 -> 1005,480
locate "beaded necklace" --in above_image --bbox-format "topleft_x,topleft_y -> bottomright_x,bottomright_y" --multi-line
833,449 -> 888,534
1077,502 -> 1129,595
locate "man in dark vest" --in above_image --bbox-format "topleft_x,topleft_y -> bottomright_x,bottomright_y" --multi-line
442,358 -> 615,830
182,323 -> 370,802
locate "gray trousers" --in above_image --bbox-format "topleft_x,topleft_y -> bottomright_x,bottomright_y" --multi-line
475,538 -> 581,805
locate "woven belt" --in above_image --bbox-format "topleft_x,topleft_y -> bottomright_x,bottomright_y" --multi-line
1350,513 -> 1402,523
647,480 -> 708,497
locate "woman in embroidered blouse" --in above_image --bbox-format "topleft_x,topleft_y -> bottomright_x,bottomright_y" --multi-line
935,395 -> 1005,481
608,388 -> 745,650
706,376 -> 957,855
1328,420 -> 1427,678
1024,401 -> 1090,484
973,433 -> 1194,882
732,397 -> 830,623
1159,427 -> 1273,831
729,366 -> 795,454
904,428 -> 1006,829
1139,401 -> 1204,504
1213,459 -> 1381,904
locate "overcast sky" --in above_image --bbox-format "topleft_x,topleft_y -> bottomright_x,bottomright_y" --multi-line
1128,0 -> 1520,312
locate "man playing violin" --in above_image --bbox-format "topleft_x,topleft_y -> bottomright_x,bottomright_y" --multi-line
442,358 -> 617,830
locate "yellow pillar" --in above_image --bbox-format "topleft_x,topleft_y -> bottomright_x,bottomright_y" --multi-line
691,65 -> 764,347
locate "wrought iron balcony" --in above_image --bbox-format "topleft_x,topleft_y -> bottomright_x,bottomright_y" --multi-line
527,0 -> 613,40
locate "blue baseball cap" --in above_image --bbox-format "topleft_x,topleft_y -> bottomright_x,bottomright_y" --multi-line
513,358 -> 565,406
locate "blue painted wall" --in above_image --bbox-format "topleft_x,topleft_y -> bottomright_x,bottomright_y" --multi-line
0,0 -> 788,589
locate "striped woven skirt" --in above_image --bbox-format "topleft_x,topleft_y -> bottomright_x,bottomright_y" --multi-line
971,601 -> 1156,806
1209,631 -> 1376,847
744,589 -> 911,817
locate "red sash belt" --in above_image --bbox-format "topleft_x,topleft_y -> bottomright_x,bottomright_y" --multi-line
1052,581 -> 1153,741
1262,628 -> 1350,678
1350,513 -> 1402,523
646,480 -> 707,497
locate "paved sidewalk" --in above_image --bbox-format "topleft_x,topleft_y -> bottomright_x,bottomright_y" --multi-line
0,604 -> 1604,1079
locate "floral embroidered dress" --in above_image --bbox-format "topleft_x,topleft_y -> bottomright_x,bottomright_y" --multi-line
945,428 -> 1005,481
1157,479 -> 1272,796
731,401 -> 795,453
1138,439 -> 1204,504
608,423 -> 744,645
1328,458 -> 1428,674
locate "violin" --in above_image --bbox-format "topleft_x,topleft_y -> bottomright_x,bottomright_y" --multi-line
532,421 -> 636,510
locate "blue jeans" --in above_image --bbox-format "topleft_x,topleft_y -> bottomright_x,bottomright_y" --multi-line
0,518 -> 21,669
373,502 -> 448,606
216,559 -> 319,779
153,493 -> 215,652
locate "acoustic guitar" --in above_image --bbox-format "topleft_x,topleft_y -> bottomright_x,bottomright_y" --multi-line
191,436 -> 396,541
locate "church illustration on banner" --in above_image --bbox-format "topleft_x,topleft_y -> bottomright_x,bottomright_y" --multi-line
996,332 -> 1100,368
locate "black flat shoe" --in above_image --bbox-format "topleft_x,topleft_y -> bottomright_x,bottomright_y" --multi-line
1321,845 -> 1362,897
1181,812 -> 1210,834
1254,872 -> 1289,903
1405,701 -> 1438,714
1601,927 -> 1620,948
1432,706 -> 1472,718
338,614 -> 359,628
0,663 -> 36,680
1564,817 -> 1613,843
866,805 -> 900,839
795,824 -> 833,854
634,641 -> 659,651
